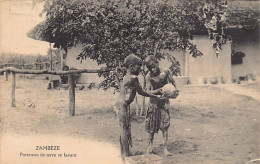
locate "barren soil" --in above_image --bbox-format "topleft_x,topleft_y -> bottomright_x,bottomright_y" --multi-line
0,75 -> 260,164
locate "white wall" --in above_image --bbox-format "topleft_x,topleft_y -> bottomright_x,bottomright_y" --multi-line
188,35 -> 232,84
162,35 -> 232,84
66,44 -> 105,84
66,45 -> 186,85
142,35 -> 233,85
160,50 -> 186,75
66,36 -> 234,85
231,34 -> 260,81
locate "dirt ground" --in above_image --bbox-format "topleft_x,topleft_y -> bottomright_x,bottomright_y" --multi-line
0,75 -> 260,164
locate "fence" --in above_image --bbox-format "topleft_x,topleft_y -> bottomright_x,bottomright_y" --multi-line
0,67 -> 109,116
0,61 -> 61,71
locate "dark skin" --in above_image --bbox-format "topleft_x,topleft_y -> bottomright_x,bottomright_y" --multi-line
145,59 -> 178,156
118,62 -> 161,105
116,61 -> 161,157
146,60 -> 176,90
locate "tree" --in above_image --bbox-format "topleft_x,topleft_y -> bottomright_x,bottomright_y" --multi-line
34,0 -> 208,87
31,0 -> 260,74
31,0 -> 260,115
33,0 -> 257,88
46,48 -> 61,62
0,52 -> 49,65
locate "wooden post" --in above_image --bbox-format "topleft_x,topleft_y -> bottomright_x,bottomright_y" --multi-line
68,74 -> 75,116
135,96 -> 139,116
50,43 -> 53,71
22,64 -> 25,78
49,43 -> 53,84
11,72 -> 16,107
140,72 -> 146,116
141,96 -> 145,116
184,50 -> 189,77
59,48 -> 63,71
5,71 -> 8,81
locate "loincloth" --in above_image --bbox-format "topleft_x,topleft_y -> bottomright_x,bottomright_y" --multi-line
145,100 -> 170,133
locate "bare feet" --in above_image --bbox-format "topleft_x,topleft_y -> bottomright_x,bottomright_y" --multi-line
163,149 -> 172,156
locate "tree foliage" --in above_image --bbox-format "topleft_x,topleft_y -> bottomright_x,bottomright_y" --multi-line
0,48 -> 60,66
33,0 -> 251,89
0,53 -> 49,65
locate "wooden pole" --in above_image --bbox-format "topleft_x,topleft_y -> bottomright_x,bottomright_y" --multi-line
135,96 -> 139,116
50,43 -> 53,71
5,71 -> 8,81
50,43 -> 53,83
68,74 -> 75,116
11,72 -> 16,107
22,64 -> 25,78
141,96 -> 145,116
59,48 -> 63,71
140,72 -> 146,116
185,50 -> 189,77
0,67 -> 110,75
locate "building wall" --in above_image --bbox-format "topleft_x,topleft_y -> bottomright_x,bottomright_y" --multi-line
153,34 -> 259,85
188,35 -> 232,84
160,50 -> 186,76
65,36 -> 234,85
231,31 -> 260,81
159,35 -> 232,84
65,44 -> 105,84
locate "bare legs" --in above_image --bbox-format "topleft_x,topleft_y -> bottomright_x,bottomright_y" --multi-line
120,128 -> 131,157
147,133 -> 154,154
118,104 -> 132,157
162,130 -> 172,156
147,130 -> 172,156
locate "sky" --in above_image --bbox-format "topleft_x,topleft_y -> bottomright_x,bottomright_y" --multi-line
0,0 -> 49,56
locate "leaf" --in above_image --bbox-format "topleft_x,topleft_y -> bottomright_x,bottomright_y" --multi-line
37,0 -> 237,89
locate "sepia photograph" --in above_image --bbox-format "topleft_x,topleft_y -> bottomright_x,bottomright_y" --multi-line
0,0 -> 259,163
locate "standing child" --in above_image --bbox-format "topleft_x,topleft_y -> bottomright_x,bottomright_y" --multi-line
114,54 -> 161,157
144,55 -> 178,156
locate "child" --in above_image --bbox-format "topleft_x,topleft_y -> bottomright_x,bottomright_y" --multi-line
144,55 -> 178,156
114,54 -> 161,157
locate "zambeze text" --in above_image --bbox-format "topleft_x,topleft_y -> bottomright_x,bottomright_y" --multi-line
36,146 -> 60,150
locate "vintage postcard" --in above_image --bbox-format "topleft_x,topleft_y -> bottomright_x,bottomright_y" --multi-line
0,0 -> 259,164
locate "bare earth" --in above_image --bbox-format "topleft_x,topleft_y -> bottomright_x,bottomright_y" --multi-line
0,75 -> 259,164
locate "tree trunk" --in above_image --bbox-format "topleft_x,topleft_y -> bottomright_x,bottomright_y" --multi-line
141,96 -> 146,116
135,96 -> 139,116
68,74 -> 75,116
154,42 -> 159,56
50,43 -> 53,71
141,70 -> 146,116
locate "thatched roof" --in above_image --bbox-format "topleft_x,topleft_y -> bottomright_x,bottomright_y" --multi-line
228,0 -> 259,12
226,1 -> 259,28
27,21 -> 55,43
